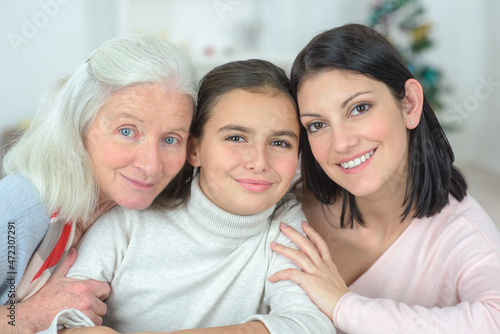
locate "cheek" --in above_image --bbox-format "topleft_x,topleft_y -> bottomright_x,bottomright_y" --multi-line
369,119 -> 391,139
278,155 -> 299,181
309,136 -> 330,165
161,151 -> 187,178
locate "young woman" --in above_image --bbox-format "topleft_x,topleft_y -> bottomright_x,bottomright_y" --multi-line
0,34 -> 197,332
269,24 -> 500,333
43,59 -> 334,334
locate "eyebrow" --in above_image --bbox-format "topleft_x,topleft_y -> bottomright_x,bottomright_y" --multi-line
300,112 -> 323,119
272,130 -> 299,140
116,113 -> 188,134
341,91 -> 372,108
300,90 -> 373,119
218,125 -> 252,134
218,125 -> 298,140
117,113 -> 144,123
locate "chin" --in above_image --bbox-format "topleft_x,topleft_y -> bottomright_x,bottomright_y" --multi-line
118,198 -> 154,211
233,203 -> 275,216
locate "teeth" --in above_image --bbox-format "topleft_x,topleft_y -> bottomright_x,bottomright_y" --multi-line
340,150 -> 374,169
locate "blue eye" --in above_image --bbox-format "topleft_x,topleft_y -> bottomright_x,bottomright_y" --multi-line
164,137 -> 179,145
120,128 -> 133,136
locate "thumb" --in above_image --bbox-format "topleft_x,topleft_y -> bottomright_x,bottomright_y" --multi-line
52,248 -> 77,278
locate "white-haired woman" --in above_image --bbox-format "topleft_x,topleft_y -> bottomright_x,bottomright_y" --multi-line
0,34 -> 197,333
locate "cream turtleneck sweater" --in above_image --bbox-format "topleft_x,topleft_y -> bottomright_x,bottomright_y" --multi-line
42,176 -> 334,334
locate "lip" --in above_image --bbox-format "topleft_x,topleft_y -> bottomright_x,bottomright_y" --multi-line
121,175 -> 156,190
337,149 -> 376,165
234,178 -> 274,193
337,148 -> 376,175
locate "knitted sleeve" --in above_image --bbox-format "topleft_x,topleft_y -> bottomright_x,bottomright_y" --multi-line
245,194 -> 336,334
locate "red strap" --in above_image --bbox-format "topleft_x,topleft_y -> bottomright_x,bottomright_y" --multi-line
31,222 -> 72,282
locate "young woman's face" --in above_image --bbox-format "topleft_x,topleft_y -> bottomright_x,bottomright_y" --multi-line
85,84 -> 193,209
189,89 -> 300,215
298,70 -> 411,199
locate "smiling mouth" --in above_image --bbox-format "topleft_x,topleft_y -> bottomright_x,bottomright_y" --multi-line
340,150 -> 374,169
122,175 -> 155,189
235,179 -> 274,193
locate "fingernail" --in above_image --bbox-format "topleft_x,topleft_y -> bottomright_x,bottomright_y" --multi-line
302,221 -> 310,226
280,223 -> 288,229
270,241 -> 277,247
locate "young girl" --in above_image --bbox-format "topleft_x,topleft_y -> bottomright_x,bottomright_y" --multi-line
43,59 -> 334,334
269,24 -> 500,333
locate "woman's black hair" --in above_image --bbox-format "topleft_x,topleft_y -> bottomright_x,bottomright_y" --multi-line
291,23 -> 467,228
156,58 -> 298,209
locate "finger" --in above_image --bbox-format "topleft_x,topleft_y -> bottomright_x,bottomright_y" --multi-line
301,222 -> 333,261
92,315 -> 104,326
279,223 -> 323,264
52,248 -> 77,278
268,268 -> 305,284
270,242 -> 317,273
87,280 -> 111,301
94,298 -> 108,318
85,299 -> 107,326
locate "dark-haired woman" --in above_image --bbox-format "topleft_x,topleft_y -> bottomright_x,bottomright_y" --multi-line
269,24 -> 500,333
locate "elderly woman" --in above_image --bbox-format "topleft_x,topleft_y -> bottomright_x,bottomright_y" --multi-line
0,34 -> 197,333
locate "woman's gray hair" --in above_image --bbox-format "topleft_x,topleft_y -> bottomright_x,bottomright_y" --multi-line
3,34 -> 198,223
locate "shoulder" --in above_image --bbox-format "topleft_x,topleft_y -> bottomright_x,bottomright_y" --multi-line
275,193 -> 306,224
268,193 -> 307,236
0,173 -> 47,216
0,173 -> 50,238
417,194 -> 500,253
87,204 -> 173,237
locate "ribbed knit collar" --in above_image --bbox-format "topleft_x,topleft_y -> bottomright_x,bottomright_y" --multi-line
183,175 -> 275,248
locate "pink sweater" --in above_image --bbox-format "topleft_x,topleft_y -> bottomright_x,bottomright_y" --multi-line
333,195 -> 500,333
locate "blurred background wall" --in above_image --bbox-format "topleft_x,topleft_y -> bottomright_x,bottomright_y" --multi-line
1,0 -> 499,220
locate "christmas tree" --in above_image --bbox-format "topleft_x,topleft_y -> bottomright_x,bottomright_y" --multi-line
369,0 -> 447,112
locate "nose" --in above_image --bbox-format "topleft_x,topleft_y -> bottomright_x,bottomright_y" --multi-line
332,123 -> 358,153
245,145 -> 269,173
134,141 -> 162,176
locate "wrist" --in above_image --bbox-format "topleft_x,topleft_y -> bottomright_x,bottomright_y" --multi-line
17,299 -> 51,333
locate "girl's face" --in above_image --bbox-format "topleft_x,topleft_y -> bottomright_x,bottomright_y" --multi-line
85,84 -> 193,209
298,70 -> 415,199
188,88 -> 300,215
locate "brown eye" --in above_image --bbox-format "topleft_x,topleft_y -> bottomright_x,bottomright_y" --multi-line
307,122 -> 325,133
271,140 -> 291,148
226,135 -> 244,142
351,103 -> 370,116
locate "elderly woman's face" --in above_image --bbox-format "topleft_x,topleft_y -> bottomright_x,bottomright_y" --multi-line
85,84 -> 193,209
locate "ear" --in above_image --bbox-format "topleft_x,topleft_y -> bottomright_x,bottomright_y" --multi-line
402,78 -> 424,130
186,136 -> 201,167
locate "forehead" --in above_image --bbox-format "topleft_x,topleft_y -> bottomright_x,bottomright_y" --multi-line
300,70 -> 374,90
297,70 -> 392,104
208,88 -> 299,128
103,84 -> 192,115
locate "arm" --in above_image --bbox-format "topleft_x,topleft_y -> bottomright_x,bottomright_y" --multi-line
59,322 -> 268,334
269,222 -> 500,333
0,248 -> 109,334
247,201 -> 335,333
268,222 -> 347,320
